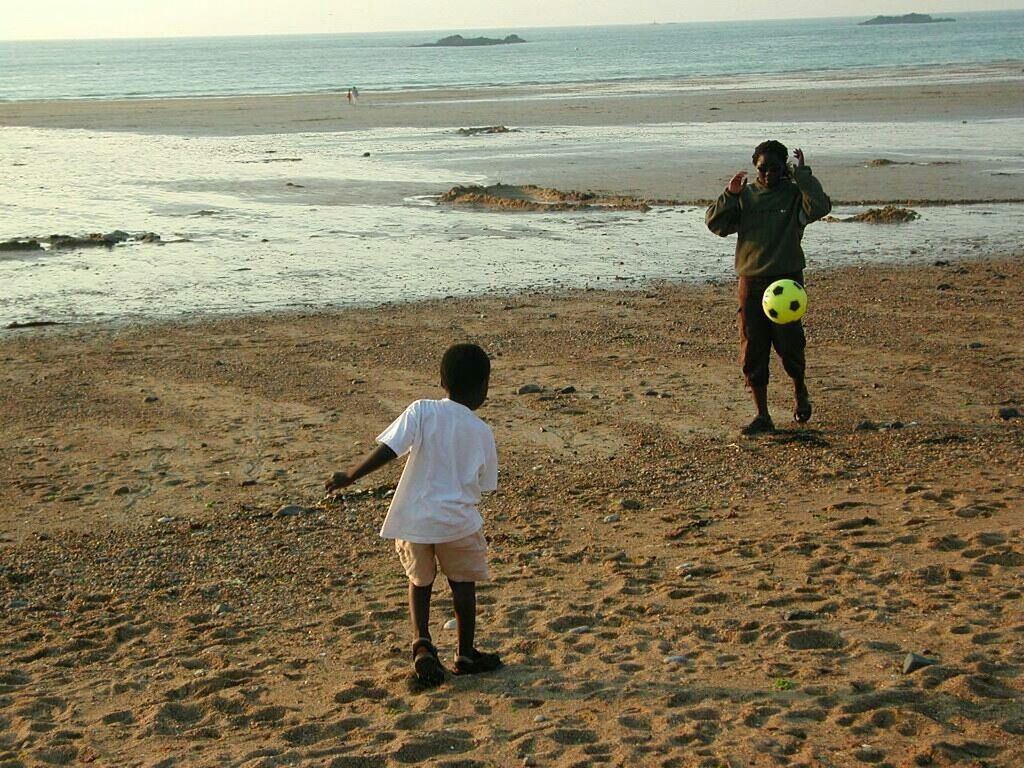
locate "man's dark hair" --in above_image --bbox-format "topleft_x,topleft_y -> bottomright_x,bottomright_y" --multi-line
441,343 -> 490,398
752,140 -> 788,166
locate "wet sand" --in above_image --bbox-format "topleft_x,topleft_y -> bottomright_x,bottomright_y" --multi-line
3,67 -> 1023,136
3,66 -> 1024,204
1,257 -> 1022,767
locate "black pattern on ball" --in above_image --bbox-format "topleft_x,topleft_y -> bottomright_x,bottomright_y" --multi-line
773,286 -> 785,295
769,309 -> 779,318
790,300 -> 801,311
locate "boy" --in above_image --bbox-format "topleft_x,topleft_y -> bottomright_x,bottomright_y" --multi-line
325,343 -> 502,686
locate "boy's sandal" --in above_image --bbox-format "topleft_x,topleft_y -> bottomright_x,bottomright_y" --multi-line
411,638 -> 445,686
741,415 -> 775,436
452,648 -> 503,676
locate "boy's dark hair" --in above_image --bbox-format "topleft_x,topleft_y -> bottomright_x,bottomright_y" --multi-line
441,343 -> 490,398
752,140 -> 788,166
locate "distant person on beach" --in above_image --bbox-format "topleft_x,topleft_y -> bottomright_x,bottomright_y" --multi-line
351,86 -> 359,102
706,140 -> 832,435
346,89 -> 352,104
324,343 -> 502,686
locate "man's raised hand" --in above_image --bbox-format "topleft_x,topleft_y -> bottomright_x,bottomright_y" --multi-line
727,171 -> 748,194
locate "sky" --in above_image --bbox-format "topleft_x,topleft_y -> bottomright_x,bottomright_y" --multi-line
2,1 -> 1022,41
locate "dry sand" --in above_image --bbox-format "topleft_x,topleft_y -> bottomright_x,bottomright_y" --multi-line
2,257 -> 1022,767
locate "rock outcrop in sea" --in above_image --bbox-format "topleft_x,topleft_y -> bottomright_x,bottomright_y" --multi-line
860,13 -> 954,25
414,34 -> 526,47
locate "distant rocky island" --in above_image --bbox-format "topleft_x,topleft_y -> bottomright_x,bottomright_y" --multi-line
414,34 -> 526,47
860,13 -> 954,25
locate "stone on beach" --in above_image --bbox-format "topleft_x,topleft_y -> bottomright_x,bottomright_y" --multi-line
275,504 -> 312,518
902,652 -> 939,674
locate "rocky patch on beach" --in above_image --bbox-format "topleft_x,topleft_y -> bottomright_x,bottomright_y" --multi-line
3,230 -> 162,252
867,158 -> 960,167
0,238 -> 44,252
825,206 -> 921,224
456,125 -> 516,136
438,184 -> 672,212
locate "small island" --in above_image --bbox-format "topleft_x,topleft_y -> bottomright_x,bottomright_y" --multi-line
414,34 -> 526,48
860,13 -> 954,25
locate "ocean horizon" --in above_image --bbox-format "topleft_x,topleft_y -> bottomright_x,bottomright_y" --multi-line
2,12 -> 1024,101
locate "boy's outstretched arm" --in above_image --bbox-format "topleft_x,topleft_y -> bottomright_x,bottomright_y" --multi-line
325,443 -> 397,491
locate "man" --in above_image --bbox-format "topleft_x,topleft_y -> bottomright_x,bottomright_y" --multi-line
706,140 -> 832,435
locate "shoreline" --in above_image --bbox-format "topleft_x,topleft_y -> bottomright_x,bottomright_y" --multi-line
2,59 -> 1020,103
2,63 -> 1023,135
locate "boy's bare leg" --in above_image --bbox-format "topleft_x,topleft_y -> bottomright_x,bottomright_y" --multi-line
409,581 -> 445,685
409,582 -> 433,643
449,579 -> 476,657
449,580 -> 502,675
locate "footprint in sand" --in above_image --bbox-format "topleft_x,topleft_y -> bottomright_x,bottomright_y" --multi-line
390,730 -> 474,763
334,680 -> 390,704
146,701 -> 205,735
281,717 -> 367,746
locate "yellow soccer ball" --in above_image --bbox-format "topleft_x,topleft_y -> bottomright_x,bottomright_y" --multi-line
762,279 -> 807,324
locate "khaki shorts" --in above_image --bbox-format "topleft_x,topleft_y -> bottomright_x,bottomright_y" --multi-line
395,530 -> 490,587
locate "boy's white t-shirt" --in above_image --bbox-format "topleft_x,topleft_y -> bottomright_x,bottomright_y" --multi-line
376,398 -> 498,544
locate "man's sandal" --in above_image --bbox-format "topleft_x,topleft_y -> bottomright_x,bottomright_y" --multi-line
794,388 -> 812,424
452,648 -> 503,676
412,638 -> 445,686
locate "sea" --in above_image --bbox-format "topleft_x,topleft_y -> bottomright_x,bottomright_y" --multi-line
3,13 -> 1024,100
2,12 -> 1023,327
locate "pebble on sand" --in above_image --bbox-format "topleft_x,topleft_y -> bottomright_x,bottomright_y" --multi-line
275,505 -> 311,518
902,652 -> 939,674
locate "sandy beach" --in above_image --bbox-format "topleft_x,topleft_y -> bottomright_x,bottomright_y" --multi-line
2,255 -> 1023,766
